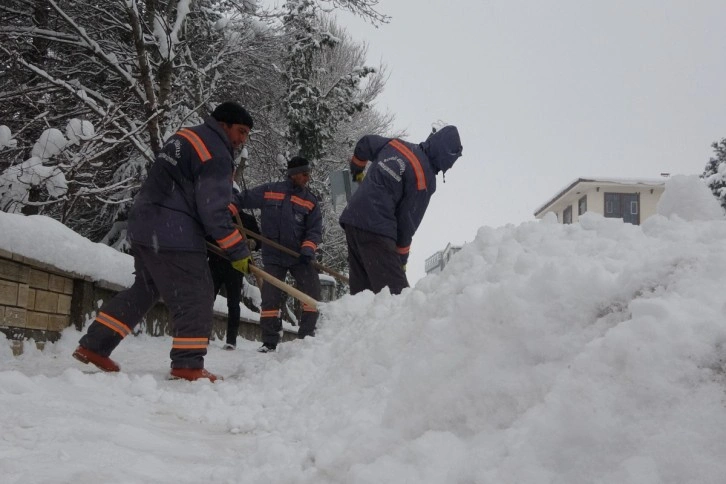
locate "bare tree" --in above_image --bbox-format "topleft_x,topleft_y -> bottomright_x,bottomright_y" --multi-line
0,0 -> 263,243
0,0 -> 393,275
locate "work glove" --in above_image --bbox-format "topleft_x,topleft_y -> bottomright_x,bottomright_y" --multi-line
399,253 -> 409,273
298,253 -> 312,265
231,256 -> 252,274
353,171 -> 365,183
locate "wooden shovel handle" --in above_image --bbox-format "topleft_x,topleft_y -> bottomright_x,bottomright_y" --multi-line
234,223 -> 349,285
248,265 -> 318,310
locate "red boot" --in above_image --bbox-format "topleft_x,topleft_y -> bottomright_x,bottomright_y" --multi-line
72,346 -> 120,372
169,368 -> 222,382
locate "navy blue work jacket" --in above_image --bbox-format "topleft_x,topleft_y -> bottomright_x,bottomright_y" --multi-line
235,179 -> 322,266
127,117 -> 249,261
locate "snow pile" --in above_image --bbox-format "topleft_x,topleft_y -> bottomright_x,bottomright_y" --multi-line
2,176 -> 726,483
656,174 -> 724,221
0,213 -> 134,288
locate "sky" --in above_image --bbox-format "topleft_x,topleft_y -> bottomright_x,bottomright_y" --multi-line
3,175 -> 726,483
331,0 -> 726,284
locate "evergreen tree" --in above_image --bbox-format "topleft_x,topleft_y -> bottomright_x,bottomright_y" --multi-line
702,138 -> 726,209
282,0 -> 373,160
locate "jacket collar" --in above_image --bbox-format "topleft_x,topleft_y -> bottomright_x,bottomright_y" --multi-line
204,116 -> 234,155
285,178 -> 306,194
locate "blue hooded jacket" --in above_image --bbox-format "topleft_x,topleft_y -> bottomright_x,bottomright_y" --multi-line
339,125 -> 463,263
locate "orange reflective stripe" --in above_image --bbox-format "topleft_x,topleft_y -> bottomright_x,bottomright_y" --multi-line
217,230 -> 243,249
302,241 -> 317,251
389,139 -> 425,190
95,311 -> 131,338
172,337 -> 208,350
291,196 -> 315,211
261,309 -> 280,318
302,304 -> 317,312
264,191 -> 285,201
351,155 -> 367,168
227,203 -> 239,216
396,245 -> 410,255
177,129 -> 212,163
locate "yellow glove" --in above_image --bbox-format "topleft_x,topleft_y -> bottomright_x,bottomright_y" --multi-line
402,264 -> 407,272
231,256 -> 252,274
353,171 -> 365,183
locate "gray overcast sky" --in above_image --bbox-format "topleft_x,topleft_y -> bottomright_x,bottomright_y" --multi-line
336,0 -> 726,283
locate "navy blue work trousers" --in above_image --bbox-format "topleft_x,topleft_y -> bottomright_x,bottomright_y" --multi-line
259,262 -> 320,346
343,224 -> 409,296
79,244 -> 214,369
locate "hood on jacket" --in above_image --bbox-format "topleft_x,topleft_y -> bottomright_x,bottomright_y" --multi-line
420,125 -> 463,174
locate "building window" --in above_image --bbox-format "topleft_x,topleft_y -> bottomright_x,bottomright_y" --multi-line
563,205 -> 573,224
578,195 -> 587,215
604,192 -> 640,225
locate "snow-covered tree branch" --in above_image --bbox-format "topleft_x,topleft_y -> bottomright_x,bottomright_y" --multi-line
0,0 -> 396,273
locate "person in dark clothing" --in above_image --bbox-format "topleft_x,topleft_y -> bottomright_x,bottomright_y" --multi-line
339,126 -> 463,295
73,102 -> 255,382
209,201 -> 260,350
234,156 -> 322,352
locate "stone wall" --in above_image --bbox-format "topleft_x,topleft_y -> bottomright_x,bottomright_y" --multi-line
0,249 -> 294,355
0,248 -> 73,349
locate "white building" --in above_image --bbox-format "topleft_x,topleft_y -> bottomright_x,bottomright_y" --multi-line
424,242 -> 462,275
534,177 -> 666,225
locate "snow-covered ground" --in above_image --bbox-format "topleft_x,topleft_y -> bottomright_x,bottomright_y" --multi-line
2,175 -> 726,483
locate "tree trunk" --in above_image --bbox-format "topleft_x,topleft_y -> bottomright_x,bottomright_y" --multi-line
126,1 -> 161,153
31,0 -> 51,65
21,186 -> 41,216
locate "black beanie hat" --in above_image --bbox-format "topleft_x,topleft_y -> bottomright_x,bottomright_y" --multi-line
211,102 -> 253,129
287,156 -> 310,176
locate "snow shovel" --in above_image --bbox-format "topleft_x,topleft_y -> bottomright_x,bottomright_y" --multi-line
205,241 -> 319,311
233,223 -> 349,285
